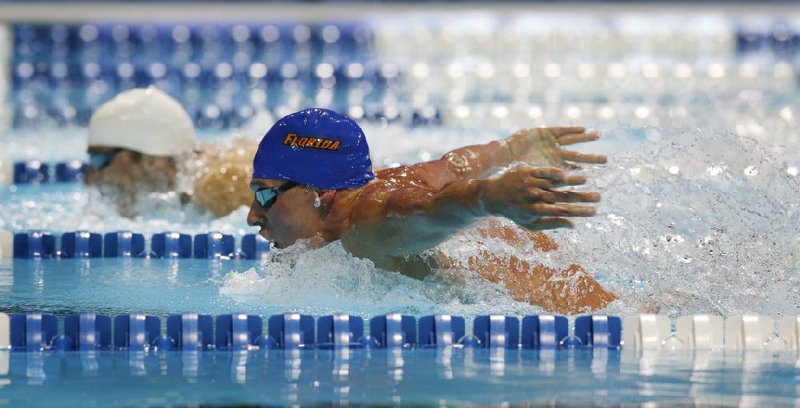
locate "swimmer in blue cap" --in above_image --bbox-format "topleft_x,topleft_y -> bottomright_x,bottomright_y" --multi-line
249,108 -> 614,314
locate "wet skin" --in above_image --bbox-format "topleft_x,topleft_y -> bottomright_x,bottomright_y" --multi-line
248,127 -> 616,314
86,141 -> 256,218
85,146 -> 178,217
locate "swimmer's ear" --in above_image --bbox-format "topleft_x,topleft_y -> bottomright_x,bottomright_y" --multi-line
317,190 -> 336,212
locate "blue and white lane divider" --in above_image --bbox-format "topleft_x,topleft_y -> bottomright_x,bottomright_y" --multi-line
1,160 -> 87,185
5,230 -> 271,260
1,312 -> 799,352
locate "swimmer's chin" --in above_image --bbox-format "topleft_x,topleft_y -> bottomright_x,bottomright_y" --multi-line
258,231 -> 326,250
256,230 -> 283,248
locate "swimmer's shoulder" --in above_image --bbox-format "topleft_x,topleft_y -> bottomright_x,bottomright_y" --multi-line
377,160 -> 460,191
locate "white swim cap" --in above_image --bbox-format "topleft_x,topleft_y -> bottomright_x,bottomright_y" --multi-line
88,86 -> 194,156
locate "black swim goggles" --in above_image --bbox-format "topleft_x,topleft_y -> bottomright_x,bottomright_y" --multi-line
254,181 -> 300,210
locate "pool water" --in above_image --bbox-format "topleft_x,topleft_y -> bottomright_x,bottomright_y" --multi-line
1,4 -> 800,406
3,349 -> 799,407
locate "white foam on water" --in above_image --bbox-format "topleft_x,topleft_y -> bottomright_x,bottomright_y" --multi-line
557,127 -> 800,317
219,239 -> 542,318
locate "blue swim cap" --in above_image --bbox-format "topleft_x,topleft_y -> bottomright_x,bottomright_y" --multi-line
252,108 -> 375,190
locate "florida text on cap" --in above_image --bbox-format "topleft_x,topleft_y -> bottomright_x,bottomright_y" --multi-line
252,108 -> 375,190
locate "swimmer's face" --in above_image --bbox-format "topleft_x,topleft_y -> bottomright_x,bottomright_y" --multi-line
85,146 -> 179,217
86,146 -> 178,190
247,178 -> 323,248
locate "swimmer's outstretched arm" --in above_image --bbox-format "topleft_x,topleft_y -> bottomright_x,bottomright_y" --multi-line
341,165 -> 599,259
426,127 -> 607,189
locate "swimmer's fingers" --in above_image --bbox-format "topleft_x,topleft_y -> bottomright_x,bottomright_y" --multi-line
526,167 -> 587,187
524,188 -> 600,204
527,175 -> 587,191
526,217 -> 575,231
524,188 -> 557,203
550,190 -> 601,203
548,127 -> 585,137
528,166 -> 565,180
556,131 -> 599,145
529,203 -> 597,217
544,174 -> 588,188
560,150 -> 608,164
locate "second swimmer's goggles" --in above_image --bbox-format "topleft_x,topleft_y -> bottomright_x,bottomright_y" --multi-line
254,181 -> 300,210
88,149 -> 123,170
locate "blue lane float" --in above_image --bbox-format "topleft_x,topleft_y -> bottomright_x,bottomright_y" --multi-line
104,231 -> 146,258
54,160 -> 88,183
474,315 -> 520,349
268,313 -> 315,349
11,160 -> 87,185
13,231 -> 56,258
521,315 -> 569,349
370,314 -> 416,349
574,315 -> 622,349
317,314 -> 368,349
241,233 -> 270,259
151,232 -> 193,259
4,312 -> 800,352
215,314 -> 263,350
418,314 -> 466,348
59,313 -> 112,351
12,161 -> 49,184
166,314 -> 214,351
113,314 -> 161,351
61,231 -> 103,258
193,232 -> 235,259
11,230 -> 258,259
9,313 -> 58,351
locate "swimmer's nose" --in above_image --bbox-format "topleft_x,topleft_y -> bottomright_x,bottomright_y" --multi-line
246,200 -> 267,227
84,167 -> 96,184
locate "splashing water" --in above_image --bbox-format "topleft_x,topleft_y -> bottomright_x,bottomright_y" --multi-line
218,239 -> 542,317
556,127 -> 800,317
2,123 -> 798,317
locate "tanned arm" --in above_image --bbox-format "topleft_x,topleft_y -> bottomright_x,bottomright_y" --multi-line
339,164 -> 599,265
419,127 -> 608,190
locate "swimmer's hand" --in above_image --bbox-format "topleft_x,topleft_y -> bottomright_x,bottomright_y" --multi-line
481,165 -> 600,231
506,127 -> 607,169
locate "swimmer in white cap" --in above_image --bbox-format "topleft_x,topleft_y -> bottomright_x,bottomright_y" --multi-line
86,86 -> 256,217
